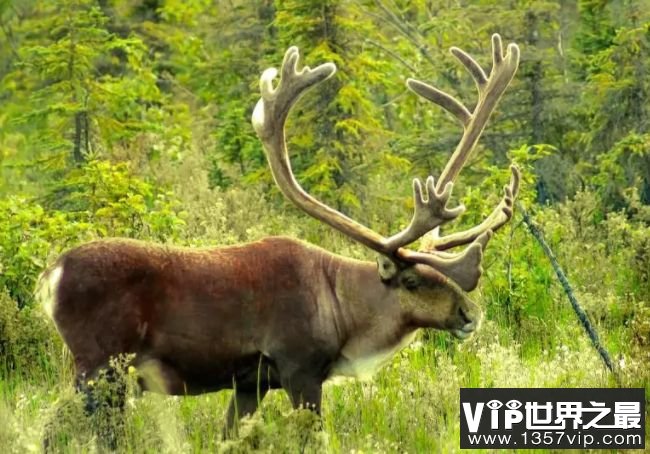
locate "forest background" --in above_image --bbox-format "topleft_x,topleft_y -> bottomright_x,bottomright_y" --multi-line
0,0 -> 649,452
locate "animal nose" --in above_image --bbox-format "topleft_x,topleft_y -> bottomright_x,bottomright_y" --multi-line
453,305 -> 479,339
458,305 -> 472,325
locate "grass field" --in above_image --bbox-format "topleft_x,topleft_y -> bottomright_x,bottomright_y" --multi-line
0,288 -> 647,453
1,190 -> 649,453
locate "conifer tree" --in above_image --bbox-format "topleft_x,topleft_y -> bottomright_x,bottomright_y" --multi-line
1,0 -> 164,185
577,0 -> 650,207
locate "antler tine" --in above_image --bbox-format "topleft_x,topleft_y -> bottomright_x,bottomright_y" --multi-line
407,33 -> 520,191
422,166 -> 521,252
398,230 -> 493,292
450,46 -> 488,89
253,47 -> 336,140
492,33 -> 504,65
383,176 -> 466,251
406,79 -> 471,126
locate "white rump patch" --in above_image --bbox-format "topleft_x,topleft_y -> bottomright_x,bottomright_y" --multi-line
37,265 -> 63,320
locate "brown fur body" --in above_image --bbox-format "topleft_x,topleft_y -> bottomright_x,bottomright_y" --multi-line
40,236 -> 478,429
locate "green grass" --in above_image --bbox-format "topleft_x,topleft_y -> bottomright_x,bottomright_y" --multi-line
1,312 -> 647,453
1,192 -> 649,452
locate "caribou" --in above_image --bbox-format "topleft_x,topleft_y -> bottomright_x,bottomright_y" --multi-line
37,34 -> 520,433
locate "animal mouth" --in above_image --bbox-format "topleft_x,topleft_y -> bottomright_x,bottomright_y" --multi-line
452,322 -> 477,340
452,329 -> 473,339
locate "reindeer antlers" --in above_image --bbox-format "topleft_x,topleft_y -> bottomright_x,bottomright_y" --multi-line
422,166 -> 521,252
252,37 -> 521,293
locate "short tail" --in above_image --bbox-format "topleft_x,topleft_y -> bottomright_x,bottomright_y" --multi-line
35,264 -> 63,320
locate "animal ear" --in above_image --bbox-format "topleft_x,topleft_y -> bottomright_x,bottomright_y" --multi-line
376,256 -> 399,282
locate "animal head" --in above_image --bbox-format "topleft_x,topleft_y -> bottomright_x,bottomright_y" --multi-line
377,256 -> 481,338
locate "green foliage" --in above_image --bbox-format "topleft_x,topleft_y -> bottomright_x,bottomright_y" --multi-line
0,0 -> 194,192
575,2 -> 650,207
574,0 -> 616,72
0,288 -> 59,378
51,159 -> 186,240
0,1 -> 649,451
0,159 -> 183,306
0,198 -> 92,306
219,410 -> 327,453
6,0 -> 160,158
591,132 -> 650,208
460,143 -> 553,228
42,354 -> 140,452
478,189 -> 650,357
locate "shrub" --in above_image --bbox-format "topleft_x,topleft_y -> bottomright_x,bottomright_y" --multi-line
0,287 -> 60,380
0,159 -> 185,307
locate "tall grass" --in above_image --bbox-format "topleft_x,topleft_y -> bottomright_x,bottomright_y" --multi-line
1,175 -> 648,452
0,316 -> 645,453
2,281 -> 648,453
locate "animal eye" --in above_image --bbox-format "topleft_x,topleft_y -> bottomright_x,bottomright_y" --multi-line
401,275 -> 419,290
487,400 -> 503,410
506,400 -> 522,410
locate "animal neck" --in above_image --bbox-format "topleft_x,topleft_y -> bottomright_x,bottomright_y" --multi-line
324,254 -> 414,356
317,254 -> 417,380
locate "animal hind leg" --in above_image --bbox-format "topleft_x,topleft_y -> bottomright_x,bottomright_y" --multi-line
281,372 -> 323,414
74,360 -> 133,450
223,387 -> 269,438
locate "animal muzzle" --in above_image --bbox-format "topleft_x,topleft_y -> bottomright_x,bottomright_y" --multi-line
451,306 -> 481,340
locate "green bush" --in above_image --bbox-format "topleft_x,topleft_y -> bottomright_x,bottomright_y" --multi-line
0,288 -> 60,380
48,159 -> 186,241
0,159 -> 185,307
0,198 -> 94,307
